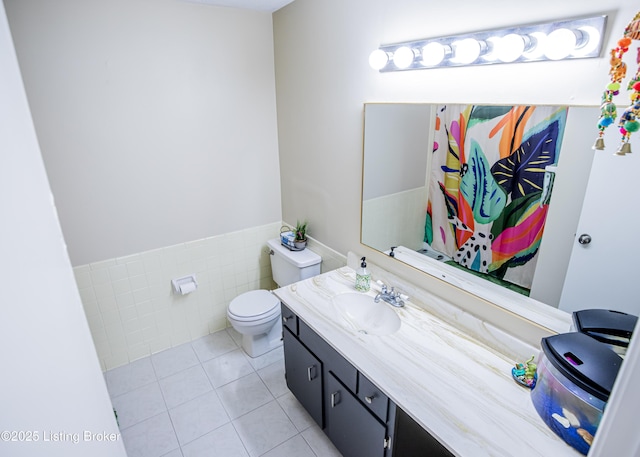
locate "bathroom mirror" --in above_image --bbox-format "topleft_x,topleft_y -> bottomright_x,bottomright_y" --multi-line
361,102 -> 601,325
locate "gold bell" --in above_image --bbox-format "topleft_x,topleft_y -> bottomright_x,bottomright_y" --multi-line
592,137 -> 605,150
615,142 -> 632,155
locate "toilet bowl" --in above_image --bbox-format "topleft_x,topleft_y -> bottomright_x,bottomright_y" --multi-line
227,237 -> 322,358
227,290 -> 282,358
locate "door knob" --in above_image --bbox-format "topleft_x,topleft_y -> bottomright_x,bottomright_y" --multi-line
578,234 -> 592,245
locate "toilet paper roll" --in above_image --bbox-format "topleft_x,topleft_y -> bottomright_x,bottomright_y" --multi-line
179,282 -> 197,295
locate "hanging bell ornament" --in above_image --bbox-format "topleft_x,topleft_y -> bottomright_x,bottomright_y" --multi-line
615,141 -> 632,155
592,137 -> 606,150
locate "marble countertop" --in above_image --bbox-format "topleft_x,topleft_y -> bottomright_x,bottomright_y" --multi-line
273,266 -> 580,457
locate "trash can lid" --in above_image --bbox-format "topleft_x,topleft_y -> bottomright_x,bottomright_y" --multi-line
541,332 -> 623,402
572,309 -> 637,348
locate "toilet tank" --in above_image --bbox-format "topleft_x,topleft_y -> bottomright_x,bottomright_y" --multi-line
267,238 -> 322,287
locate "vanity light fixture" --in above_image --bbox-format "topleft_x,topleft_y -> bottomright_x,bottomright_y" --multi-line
369,15 -> 606,71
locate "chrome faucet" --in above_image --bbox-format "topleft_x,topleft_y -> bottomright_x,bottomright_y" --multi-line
374,281 -> 407,308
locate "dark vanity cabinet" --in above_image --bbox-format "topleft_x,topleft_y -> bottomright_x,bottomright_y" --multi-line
281,327 -> 323,427
326,372 -> 388,457
281,303 -> 454,457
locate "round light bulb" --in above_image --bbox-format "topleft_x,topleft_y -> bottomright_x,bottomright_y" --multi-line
496,33 -> 526,62
451,38 -> 481,64
572,26 -> 600,57
393,46 -> 416,69
421,42 -> 447,66
545,28 -> 577,60
369,49 -> 389,70
522,32 -> 547,59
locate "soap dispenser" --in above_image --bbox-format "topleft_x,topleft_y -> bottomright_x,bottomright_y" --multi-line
355,257 -> 371,292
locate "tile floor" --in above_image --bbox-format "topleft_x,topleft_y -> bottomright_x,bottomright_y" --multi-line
106,328 -> 343,457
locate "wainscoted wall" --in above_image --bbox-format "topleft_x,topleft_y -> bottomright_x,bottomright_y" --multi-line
73,222 -> 346,371
362,188 -> 427,253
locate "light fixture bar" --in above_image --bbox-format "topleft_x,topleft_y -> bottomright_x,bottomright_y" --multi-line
370,15 -> 607,72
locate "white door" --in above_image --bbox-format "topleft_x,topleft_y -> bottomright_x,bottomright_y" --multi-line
559,124 -> 640,316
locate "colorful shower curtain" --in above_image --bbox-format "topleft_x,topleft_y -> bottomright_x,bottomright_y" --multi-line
425,104 -> 568,290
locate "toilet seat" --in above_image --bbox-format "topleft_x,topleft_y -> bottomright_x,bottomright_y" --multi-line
228,290 -> 280,322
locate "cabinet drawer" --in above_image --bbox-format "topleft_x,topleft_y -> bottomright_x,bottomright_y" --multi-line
358,372 -> 389,423
299,320 -> 357,393
281,303 -> 298,335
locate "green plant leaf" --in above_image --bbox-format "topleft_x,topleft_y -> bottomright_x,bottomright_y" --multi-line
460,140 -> 507,224
467,105 -> 513,129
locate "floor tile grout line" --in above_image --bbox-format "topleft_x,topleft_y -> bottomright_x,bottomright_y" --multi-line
274,393 -> 314,435
230,374 -> 299,456
261,398 -> 306,456
228,420 -> 254,457
299,431 -> 322,457
108,377 -> 159,402
166,389 -> 232,450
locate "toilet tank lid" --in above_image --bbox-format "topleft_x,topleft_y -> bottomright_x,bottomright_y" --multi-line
267,238 -> 322,268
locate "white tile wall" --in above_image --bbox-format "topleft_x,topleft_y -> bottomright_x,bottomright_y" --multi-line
74,222 -> 346,371
361,188 -> 427,252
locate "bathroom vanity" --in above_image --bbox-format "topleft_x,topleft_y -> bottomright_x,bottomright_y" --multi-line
274,265 -> 581,457
282,301 -> 453,456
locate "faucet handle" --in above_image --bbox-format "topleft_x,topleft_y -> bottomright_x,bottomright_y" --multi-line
375,280 -> 388,293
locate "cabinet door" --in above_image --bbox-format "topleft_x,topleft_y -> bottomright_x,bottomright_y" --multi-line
327,373 -> 388,457
283,327 -> 323,427
393,407 -> 454,457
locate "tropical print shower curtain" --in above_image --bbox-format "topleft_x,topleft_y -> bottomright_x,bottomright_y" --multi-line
425,104 -> 568,290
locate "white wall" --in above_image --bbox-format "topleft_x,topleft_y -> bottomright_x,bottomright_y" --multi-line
362,103 -> 431,200
5,0 -> 282,266
0,2 -> 125,455
273,1 -> 639,455
361,103 -> 431,252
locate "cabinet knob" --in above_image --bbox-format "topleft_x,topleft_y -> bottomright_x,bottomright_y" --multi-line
364,394 -> 375,404
282,315 -> 290,323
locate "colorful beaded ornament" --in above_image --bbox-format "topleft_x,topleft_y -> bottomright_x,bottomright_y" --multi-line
595,11 -> 640,155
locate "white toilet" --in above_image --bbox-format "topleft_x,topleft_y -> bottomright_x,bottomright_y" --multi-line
227,237 -> 322,357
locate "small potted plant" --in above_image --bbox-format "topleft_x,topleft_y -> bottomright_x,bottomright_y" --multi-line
294,220 -> 308,250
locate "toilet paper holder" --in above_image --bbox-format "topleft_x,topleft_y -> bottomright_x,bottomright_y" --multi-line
172,274 -> 198,295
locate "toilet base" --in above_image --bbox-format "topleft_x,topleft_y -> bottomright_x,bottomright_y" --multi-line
241,318 -> 283,358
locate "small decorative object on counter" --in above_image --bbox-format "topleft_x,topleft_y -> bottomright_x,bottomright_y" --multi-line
355,257 -> 371,292
281,221 -> 308,251
511,355 -> 537,389
294,220 -> 308,250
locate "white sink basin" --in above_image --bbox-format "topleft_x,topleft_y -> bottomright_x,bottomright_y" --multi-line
332,293 -> 401,335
